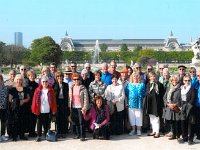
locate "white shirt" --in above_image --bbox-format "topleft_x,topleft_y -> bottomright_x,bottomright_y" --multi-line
40,89 -> 50,113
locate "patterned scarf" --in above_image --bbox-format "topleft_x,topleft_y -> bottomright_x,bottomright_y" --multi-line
167,84 -> 179,103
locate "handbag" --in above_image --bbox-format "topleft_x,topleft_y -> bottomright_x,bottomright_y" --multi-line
46,130 -> 57,142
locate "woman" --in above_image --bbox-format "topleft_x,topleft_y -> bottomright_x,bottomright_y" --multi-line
27,70 -> 38,137
32,75 -> 57,142
83,96 -> 110,140
178,75 -> 197,145
89,70 -> 107,104
39,66 -> 55,87
53,71 -> 69,138
105,74 -> 125,135
125,72 -> 145,136
0,75 -> 8,141
69,73 -> 89,141
189,67 -> 198,88
163,75 -> 182,140
143,72 -> 164,138
8,74 -> 30,141
81,69 -> 90,90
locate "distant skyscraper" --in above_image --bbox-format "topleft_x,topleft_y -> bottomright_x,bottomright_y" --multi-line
14,32 -> 23,46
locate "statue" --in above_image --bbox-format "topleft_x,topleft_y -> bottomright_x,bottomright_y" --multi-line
192,38 -> 200,64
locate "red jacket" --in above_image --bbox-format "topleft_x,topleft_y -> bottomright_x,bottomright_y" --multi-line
32,84 -> 57,115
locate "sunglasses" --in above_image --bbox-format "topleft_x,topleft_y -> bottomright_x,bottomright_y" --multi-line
197,75 -> 200,77
21,68 -> 26,71
73,78 -> 80,80
159,68 -> 164,70
42,81 -> 48,83
179,68 -> 185,71
71,66 -> 75,68
56,75 -> 63,78
136,67 -> 141,69
148,68 -> 152,71
184,80 -> 190,82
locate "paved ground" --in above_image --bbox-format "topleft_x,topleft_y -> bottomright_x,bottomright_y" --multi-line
1,133 -> 200,150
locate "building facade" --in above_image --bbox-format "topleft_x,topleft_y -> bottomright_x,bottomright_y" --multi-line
14,32 -> 23,46
60,31 -> 192,51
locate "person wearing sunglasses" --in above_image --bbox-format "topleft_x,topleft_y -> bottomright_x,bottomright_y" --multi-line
178,65 -> 187,86
189,67 -> 198,88
134,62 -> 145,84
178,74 -> 197,145
53,71 -> 69,138
70,61 -> 80,74
69,73 -> 89,141
20,65 -> 29,87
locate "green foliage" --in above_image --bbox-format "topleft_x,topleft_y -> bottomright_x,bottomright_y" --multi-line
63,51 -> 92,62
99,43 -> 108,52
30,36 -> 62,65
120,43 -> 128,51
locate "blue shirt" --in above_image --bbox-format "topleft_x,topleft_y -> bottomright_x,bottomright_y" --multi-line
125,82 -> 145,109
101,72 -> 112,86
195,81 -> 200,107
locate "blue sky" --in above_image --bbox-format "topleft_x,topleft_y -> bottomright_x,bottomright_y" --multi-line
0,0 -> 199,47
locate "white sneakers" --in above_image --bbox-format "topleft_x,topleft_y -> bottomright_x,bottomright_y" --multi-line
129,130 -> 141,136
137,130 -> 141,136
129,130 -> 135,136
0,135 -> 9,142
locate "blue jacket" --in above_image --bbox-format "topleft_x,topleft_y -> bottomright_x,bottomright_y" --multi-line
101,72 -> 112,86
194,81 -> 200,107
125,82 -> 145,109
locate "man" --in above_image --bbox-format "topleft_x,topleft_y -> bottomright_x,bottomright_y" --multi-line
178,65 -> 187,86
134,62 -> 145,83
144,64 -> 154,84
101,62 -> 112,86
49,62 -> 57,78
63,67 -> 73,87
108,60 -> 121,78
84,63 -> 94,84
70,61 -> 80,74
20,65 -> 29,87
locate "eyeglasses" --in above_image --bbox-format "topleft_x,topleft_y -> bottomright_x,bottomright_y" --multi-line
136,67 -> 141,69
56,75 -> 62,78
179,68 -> 185,71
21,68 -> 26,71
86,67 -> 90,69
42,81 -> 48,83
190,71 -> 195,73
184,80 -> 191,82
73,78 -> 80,80
71,66 -> 75,68
159,68 -> 164,70
148,68 -> 152,71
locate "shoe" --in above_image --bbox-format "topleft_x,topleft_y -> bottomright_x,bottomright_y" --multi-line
165,132 -> 173,137
0,136 -> 2,142
194,138 -> 200,143
12,138 -> 17,141
1,135 -> 9,141
154,133 -> 160,138
61,134 -> 66,138
147,132 -> 155,136
137,130 -> 141,136
129,130 -> 135,136
168,136 -> 176,140
80,138 -> 85,141
188,140 -> 194,145
35,137 -> 41,142
20,136 -> 28,140
73,135 -> 80,139
177,138 -> 187,144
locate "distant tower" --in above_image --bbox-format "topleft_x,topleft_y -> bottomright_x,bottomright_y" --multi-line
14,32 -> 23,46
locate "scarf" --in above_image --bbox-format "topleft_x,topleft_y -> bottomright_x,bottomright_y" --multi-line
167,84 -> 179,103
95,107 -> 106,124
181,84 -> 191,102
150,82 -> 159,94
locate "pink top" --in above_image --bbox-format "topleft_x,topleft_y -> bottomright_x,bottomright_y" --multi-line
83,105 -> 110,130
72,86 -> 81,108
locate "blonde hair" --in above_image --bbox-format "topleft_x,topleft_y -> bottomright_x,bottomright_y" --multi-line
41,66 -> 50,75
169,74 -> 180,83
130,71 -> 141,83
14,74 -> 24,84
27,70 -> 36,78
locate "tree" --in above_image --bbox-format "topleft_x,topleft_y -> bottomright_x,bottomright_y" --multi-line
30,36 -> 62,65
120,43 -> 128,51
100,43 -> 108,52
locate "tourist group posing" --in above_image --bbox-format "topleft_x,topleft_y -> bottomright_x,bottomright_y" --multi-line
0,61 -> 200,145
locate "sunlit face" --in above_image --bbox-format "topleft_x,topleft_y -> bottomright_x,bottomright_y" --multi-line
197,72 -> 200,82
70,64 -> 77,73
28,74 -> 35,81
96,99 -> 102,109
10,73 -> 16,81
65,74 -> 71,80
178,67 -> 186,76
128,68 -> 133,76
149,75 -> 156,82
120,72 -> 127,80
50,65 -> 56,73
163,71 -> 169,80
135,66 -> 142,73
101,65 -> 108,74
85,65 -> 91,71
20,67 -> 27,76
132,74 -> 139,83
147,66 -> 153,73
183,77 -> 191,86
172,77 -> 179,86
73,77 -> 80,85
112,77 -> 118,86
56,75 -> 63,83
110,62 -> 117,71
81,73 -> 87,80
189,70 -> 196,77
16,78 -> 23,86
95,73 -> 101,81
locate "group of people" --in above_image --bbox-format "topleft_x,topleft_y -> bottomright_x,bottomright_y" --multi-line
0,61 -> 200,145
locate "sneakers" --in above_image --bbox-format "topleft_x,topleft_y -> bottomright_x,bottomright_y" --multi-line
1,135 -> 9,141
137,130 -> 141,136
129,130 -> 135,136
